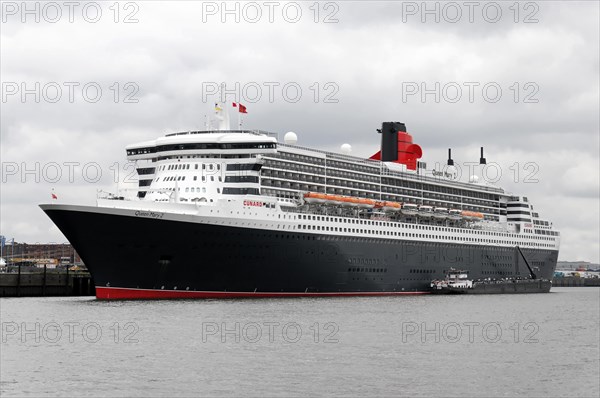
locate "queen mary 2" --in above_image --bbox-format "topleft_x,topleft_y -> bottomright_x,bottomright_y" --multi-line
40,106 -> 560,299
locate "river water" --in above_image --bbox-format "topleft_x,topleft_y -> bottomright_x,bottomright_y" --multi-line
1,287 -> 598,397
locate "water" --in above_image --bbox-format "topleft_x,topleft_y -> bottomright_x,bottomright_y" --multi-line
1,288 -> 598,397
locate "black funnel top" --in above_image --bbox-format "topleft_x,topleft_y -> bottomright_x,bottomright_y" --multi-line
380,122 -> 405,162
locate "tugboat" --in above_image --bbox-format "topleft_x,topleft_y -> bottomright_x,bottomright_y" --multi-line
431,270 -> 551,294
431,248 -> 552,294
430,269 -> 474,293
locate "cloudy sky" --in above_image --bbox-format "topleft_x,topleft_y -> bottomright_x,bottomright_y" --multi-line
1,1 -> 598,262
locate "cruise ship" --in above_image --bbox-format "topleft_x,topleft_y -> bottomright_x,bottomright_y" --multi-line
40,107 -> 560,299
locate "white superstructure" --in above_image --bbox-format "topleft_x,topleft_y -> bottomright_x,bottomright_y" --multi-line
113,124 -> 560,253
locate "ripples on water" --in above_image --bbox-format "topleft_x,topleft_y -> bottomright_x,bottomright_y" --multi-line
1,287 -> 598,397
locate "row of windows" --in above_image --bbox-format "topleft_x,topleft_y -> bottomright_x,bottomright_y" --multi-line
381,177 -> 498,202
303,222 -> 556,243
263,169 -> 325,183
137,167 -> 156,175
154,187 -> 215,195
485,254 -> 512,261
296,225 -> 556,247
482,262 -> 513,268
535,229 -> 558,236
292,214 -> 557,247
185,187 -> 207,193
159,175 -> 222,183
326,158 -> 384,174
508,217 -> 532,222
482,271 -> 514,275
262,179 -> 495,215
262,153 -> 511,218
222,188 -> 260,195
507,203 -> 530,208
275,151 -> 503,197
242,231 -> 554,253
227,163 -> 262,171
265,161 -> 500,207
163,176 -> 187,182
296,214 -> 530,238
329,168 -> 380,183
273,152 -> 374,172
262,170 -> 500,211
348,258 -> 381,265
161,163 -> 219,171
127,142 -> 275,155
224,176 -> 259,183
264,159 -> 326,176
348,267 -> 388,273
156,154 -> 254,161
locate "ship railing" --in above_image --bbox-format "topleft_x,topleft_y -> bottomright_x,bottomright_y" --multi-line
96,188 -> 167,201
277,143 -> 504,194
165,129 -> 278,140
97,189 -> 130,200
380,168 -> 505,194
285,204 -> 564,242
278,142 -> 382,168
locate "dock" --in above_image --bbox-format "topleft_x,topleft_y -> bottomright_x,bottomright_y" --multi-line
551,276 -> 600,287
0,266 -> 95,297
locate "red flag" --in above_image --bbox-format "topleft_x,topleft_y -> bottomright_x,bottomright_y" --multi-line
232,102 -> 237,107
239,104 -> 248,114
51,193 -> 58,200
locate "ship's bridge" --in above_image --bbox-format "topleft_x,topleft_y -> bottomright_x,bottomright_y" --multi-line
125,130 -> 277,202
126,130 -> 277,161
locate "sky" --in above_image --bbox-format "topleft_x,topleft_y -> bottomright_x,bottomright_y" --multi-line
1,1 -> 598,262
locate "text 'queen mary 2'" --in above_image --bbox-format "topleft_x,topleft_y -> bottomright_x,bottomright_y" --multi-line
40,110 -> 560,299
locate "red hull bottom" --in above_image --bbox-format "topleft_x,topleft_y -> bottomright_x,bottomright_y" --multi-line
95,287 -> 430,300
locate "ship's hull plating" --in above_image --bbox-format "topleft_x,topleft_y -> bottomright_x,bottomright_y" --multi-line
42,206 -> 558,299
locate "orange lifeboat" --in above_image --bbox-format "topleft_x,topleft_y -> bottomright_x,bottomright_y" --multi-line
357,198 -> 376,208
303,192 -> 327,204
328,195 -> 345,205
339,196 -> 358,206
461,210 -> 484,220
305,192 -> 379,209
382,201 -> 402,212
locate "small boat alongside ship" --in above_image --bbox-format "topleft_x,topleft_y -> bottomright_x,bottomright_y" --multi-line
431,247 -> 552,294
430,269 -> 551,294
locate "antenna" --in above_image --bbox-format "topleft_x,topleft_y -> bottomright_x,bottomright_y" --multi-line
479,147 -> 486,165
447,148 -> 454,166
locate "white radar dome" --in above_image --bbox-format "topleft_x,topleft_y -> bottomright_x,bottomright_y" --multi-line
469,175 -> 479,183
341,143 -> 352,154
284,132 -> 298,145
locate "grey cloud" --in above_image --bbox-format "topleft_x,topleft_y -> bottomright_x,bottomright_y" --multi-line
1,0 -> 598,261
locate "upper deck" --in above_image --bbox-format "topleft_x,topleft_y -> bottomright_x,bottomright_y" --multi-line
121,128 -> 558,240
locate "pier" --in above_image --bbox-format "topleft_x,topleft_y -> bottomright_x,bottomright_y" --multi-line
552,276 -> 600,287
0,265 -> 95,297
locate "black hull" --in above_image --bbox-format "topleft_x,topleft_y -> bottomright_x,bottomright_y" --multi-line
41,206 -> 559,298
